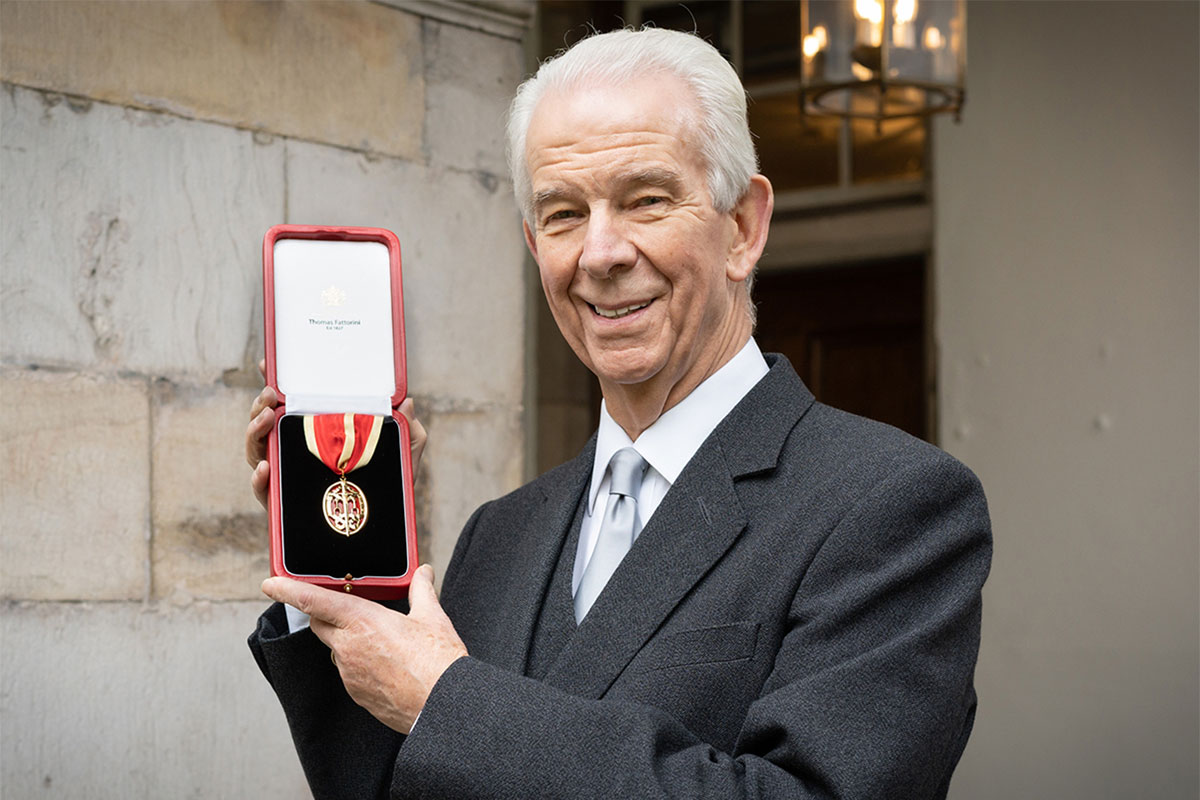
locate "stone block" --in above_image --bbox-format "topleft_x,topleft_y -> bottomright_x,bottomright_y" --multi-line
0,0 -> 424,160
418,404 -> 525,577
285,141 -> 528,408
1,600 -> 308,799
422,18 -> 524,175
0,85 -> 282,379
0,369 -> 149,600
151,382 -> 270,601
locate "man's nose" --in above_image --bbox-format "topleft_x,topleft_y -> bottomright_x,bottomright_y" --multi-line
578,209 -> 637,280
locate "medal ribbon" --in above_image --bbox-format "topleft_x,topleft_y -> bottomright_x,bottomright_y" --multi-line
303,413 -> 384,476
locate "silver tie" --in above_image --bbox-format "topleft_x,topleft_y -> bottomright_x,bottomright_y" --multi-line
574,447 -> 648,623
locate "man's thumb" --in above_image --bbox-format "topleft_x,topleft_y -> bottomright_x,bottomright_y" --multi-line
409,563 -> 438,609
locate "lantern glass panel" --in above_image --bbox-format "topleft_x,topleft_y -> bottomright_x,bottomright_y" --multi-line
887,0 -> 962,85
801,0 -> 964,107
801,0 -> 858,88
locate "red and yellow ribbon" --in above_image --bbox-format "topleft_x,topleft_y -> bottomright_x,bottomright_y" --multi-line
302,413 -> 384,476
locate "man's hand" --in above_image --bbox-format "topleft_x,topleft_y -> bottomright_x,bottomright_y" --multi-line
262,564 -> 466,734
245,378 -> 278,508
244,358 -> 428,509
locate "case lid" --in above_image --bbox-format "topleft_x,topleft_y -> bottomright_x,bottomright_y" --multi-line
263,226 -> 406,414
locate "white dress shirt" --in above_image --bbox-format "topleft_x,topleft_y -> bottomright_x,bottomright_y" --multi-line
572,338 -> 769,594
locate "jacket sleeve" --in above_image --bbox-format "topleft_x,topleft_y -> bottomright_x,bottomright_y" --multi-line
389,456 -> 991,800
248,602 -> 404,800
247,502 -> 491,800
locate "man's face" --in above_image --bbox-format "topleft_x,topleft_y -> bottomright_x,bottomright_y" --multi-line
522,74 -> 752,400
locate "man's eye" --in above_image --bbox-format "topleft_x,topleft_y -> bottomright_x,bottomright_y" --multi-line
634,196 -> 666,208
546,209 -> 578,222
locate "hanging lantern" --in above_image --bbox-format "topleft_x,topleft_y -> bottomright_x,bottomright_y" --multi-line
800,0 -> 966,130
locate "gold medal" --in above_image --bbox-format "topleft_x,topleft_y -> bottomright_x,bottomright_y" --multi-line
322,475 -> 369,536
304,413 -> 384,537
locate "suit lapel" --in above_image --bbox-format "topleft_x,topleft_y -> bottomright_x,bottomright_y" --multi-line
541,440 -> 746,698
541,355 -> 815,699
476,439 -> 594,676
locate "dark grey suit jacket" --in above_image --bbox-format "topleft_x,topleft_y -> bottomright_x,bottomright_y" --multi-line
250,355 -> 992,799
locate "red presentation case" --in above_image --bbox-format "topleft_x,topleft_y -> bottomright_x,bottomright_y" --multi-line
262,224 -> 418,599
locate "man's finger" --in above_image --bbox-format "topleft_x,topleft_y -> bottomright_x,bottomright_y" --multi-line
251,460 -> 270,509
245,387 -> 277,468
258,358 -> 267,381
398,398 -> 427,480
408,564 -> 438,610
249,386 -> 278,421
245,408 -> 273,468
261,577 -> 365,627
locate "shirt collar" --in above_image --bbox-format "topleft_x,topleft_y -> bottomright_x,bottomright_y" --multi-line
587,337 -> 769,513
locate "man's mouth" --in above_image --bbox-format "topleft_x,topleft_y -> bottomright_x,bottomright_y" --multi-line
591,301 -> 651,319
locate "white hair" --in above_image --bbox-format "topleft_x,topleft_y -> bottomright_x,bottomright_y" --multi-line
506,27 -> 759,225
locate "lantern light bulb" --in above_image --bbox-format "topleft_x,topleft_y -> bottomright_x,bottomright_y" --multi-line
855,0 -> 883,25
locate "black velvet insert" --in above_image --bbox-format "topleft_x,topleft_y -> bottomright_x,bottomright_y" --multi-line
278,414 -> 409,579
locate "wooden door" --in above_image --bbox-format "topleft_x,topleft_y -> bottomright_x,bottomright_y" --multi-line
753,257 -> 930,441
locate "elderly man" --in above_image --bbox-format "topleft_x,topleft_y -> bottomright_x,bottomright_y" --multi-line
247,28 -> 991,799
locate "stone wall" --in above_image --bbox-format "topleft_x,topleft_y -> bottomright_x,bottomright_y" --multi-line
0,1 -> 530,796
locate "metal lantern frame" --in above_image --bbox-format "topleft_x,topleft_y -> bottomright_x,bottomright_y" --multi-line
799,0 -> 967,128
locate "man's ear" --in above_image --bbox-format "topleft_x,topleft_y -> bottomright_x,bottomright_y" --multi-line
726,174 -> 774,283
523,218 -> 539,261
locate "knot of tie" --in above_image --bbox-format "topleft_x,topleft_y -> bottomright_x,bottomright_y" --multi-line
608,447 -> 647,499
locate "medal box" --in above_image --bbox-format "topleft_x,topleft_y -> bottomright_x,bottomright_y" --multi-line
262,225 -> 417,599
